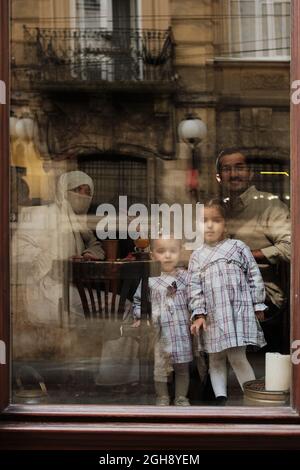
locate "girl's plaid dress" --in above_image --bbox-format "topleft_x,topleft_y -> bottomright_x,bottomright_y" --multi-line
133,269 -> 193,380
188,238 -> 267,353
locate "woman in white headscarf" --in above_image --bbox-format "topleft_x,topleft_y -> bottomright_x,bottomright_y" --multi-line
12,171 -> 140,385
12,171 -> 105,329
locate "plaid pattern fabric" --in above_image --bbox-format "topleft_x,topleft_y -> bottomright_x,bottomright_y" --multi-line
133,269 -> 193,376
224,185 -> 291,308
188,238 -> 267,353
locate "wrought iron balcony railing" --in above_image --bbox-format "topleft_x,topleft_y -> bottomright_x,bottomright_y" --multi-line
13,26 -> 175,86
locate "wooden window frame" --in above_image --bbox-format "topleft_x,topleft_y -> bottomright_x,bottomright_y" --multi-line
1,0 -> 300,450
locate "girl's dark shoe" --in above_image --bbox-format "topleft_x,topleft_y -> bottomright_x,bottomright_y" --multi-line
215,396 -> 227,406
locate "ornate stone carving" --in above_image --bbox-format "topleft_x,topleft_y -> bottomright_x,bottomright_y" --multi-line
241,74 -> 289,90
42,100 -> 175,159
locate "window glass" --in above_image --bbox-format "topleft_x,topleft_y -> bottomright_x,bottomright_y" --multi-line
220,0 -> 290,58
10,0 -> 291,407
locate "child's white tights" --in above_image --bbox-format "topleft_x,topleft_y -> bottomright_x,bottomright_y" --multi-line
209,346 -> 255,398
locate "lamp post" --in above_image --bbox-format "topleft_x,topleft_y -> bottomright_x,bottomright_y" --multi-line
10,112 -> 36,207
178,114 -> 207,200
10,115 -> 35,142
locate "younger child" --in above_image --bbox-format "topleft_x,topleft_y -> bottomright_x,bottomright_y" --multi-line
133,237 -> 193,406
189,200 -> 266,404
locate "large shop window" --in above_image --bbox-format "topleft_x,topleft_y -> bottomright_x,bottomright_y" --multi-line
1,0 -> 300,451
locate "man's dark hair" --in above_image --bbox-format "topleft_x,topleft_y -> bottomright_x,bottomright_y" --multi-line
204,198 -> 226,219
216,147 -> 251,173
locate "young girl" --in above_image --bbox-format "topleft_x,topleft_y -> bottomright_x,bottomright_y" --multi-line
133,237 -> 193,406
189,199 -> 267,404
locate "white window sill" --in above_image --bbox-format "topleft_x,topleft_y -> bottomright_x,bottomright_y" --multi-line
213,56 -> 290,63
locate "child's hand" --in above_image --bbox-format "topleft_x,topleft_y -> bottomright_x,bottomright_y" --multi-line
132,320 -> 141,328
255,310 -> 265,321
190,316 -> 207,335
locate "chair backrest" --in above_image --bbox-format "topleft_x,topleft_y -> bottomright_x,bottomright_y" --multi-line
67,259 -> 160,322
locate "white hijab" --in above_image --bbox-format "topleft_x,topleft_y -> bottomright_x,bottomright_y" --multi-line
56,171 -> 94,205
55,171 -> 94,257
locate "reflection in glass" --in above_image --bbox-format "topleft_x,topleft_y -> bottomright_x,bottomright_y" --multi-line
10,0 -> 291,407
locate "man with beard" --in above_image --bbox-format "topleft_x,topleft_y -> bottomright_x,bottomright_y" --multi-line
216,147 -> 291,352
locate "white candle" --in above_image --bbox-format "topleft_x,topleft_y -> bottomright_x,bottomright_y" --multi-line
265,353 -> 291,392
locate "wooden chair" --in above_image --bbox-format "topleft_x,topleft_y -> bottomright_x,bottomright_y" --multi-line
64,259 -> 161,386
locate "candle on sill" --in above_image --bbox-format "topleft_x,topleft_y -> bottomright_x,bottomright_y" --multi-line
265,352 -> 291,392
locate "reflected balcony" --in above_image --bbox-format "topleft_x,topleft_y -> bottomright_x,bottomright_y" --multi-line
12,26 -> 176,93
